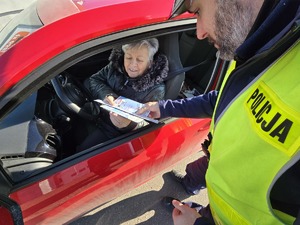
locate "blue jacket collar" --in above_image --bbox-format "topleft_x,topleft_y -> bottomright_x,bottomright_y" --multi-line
235,0 -> 300,64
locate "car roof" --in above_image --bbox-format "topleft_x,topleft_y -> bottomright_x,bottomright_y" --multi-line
37,0 -> 148,25
0,0 -> 193,98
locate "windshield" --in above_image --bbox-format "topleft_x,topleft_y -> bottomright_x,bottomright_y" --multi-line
0,1 -> 43,56
170,0 -> 188,19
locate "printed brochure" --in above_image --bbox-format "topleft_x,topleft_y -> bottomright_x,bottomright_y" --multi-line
94,96 -> 159,124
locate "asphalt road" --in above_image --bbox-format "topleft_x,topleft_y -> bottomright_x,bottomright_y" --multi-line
69,151 -> 209,225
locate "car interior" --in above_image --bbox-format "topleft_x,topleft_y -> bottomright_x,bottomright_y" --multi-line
0,29 -> 226,182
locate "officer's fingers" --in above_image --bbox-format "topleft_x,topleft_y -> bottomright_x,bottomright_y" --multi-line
136,106 -> 148,114
136,102 -> 153,114
172,200 -> 184,216
172,200 -> 193,225
173,200 -> 201,216
172,207 -> 182,217
172,201 -> 183,219
172,200 -> 202,225
172,200 -> 185,211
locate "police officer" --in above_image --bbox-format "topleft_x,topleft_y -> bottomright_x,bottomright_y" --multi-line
139,0 -> 300,224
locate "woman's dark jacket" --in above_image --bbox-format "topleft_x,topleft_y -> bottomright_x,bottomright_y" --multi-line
89,48 -> 169,103
88,48 -> 168,134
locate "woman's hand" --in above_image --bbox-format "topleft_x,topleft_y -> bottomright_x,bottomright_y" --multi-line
136,101 -> 161,119
110,113 -> 131,128
172,200 -> 201,225
104,95 -> 116,106
104,95 -> 131,128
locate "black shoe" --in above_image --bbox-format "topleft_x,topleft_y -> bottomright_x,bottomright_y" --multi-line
169,170 -> 200,195
161,196 -> 179,212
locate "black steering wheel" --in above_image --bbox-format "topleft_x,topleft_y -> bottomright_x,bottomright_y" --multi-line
51,73 -> 100,121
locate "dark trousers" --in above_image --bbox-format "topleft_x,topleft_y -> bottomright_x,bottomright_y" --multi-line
183,155 -> 208,193
76,120 -> 122,152
184,155 -> 214,224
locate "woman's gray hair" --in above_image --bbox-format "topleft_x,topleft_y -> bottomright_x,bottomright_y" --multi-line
122,38 -> 159,62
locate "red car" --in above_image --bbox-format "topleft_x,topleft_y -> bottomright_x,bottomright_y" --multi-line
0,0 -> 228,224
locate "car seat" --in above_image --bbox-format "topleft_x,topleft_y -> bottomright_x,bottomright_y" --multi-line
82,34 -> 185,100
179,30 -> 217,93
158,33 -> 185,100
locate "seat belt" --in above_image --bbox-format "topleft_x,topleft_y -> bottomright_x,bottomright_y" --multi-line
163,56 -> 216,81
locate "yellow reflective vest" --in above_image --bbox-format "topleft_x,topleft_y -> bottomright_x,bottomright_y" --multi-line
206,38 -> 300,224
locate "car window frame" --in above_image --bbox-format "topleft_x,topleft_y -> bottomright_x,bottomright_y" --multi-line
0,19 -> 197,191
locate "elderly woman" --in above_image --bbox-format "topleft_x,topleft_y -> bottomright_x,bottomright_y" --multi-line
78,38 -> 168,150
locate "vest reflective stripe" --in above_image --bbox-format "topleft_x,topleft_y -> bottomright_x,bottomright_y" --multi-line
210,60 -> 236,134
206,40 -> 300,225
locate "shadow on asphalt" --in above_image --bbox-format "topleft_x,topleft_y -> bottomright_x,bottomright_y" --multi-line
69,172 -> 191,225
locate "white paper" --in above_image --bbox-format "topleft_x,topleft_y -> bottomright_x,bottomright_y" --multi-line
94,96 -> 159,124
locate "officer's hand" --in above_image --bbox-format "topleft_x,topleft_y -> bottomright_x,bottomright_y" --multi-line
172,200 -> 201,225
136,101 -> 161,119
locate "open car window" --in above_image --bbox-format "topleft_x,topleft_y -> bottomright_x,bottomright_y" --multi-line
0,26 -> 226,183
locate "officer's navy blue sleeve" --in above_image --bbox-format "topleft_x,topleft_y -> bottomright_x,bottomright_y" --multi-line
293,210 -> 300,225
159,90 -> 218,119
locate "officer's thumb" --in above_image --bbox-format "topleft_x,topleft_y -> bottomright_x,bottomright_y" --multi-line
172,200 -> 185,213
